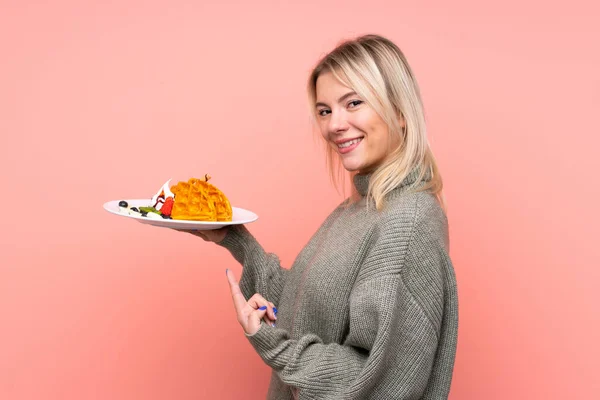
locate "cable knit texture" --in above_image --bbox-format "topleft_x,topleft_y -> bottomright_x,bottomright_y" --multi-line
218,169 -> 458,399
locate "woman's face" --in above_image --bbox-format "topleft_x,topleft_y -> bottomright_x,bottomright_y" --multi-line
315,71 -> 399,174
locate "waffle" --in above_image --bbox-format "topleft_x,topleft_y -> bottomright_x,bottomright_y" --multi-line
170,178 -> 232,221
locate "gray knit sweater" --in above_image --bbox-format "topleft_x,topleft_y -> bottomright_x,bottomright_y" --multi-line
218,170 -> 458,399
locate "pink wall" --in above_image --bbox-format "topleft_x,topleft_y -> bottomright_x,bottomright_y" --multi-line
1,1 -> 599,399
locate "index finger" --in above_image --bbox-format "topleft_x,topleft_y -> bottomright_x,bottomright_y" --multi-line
226,269 -> 246,313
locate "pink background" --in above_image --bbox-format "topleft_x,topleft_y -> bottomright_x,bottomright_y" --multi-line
1,0 -> 599,399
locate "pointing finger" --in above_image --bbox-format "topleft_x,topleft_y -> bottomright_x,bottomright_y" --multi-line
226,269 -> 246,314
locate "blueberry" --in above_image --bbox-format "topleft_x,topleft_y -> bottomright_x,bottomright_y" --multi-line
118,200 -> 128,208
130,207 -> 139,212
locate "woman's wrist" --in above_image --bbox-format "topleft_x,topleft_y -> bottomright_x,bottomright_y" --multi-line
244,320 -> 264,337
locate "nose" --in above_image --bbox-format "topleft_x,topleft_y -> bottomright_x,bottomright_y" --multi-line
328,111 -> 349,135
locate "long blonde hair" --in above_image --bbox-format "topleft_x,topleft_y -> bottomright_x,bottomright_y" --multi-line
307,34 -> 445,211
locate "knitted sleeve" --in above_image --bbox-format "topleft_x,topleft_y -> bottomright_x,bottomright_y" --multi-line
218,224 -> 288,305
245,201 -> 449,399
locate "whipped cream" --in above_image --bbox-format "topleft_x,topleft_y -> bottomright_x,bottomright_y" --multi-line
151,179 -> 175,210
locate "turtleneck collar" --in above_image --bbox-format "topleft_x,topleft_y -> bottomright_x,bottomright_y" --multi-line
352,167 -> 428,197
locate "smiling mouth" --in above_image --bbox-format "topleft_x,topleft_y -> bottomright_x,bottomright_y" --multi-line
337,137 -> 363,149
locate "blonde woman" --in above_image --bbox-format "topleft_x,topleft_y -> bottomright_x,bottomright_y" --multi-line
192,34 -> 458,399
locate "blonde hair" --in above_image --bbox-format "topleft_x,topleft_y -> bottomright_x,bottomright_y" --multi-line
307,34 -> 445,211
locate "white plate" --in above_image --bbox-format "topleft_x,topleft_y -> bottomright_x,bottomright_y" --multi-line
103,199 -> 258,230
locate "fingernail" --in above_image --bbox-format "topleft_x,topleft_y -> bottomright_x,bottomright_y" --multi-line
273,307 -> 278,314
258,306 -> 267,310
271,323 -> 276,327
225,269 -> 228,275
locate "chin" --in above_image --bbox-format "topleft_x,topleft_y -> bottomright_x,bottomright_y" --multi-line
340,151 -> 369,173
341,160 -> 364,173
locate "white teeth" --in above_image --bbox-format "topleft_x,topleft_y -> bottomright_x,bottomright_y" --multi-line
338,138 -> 362,148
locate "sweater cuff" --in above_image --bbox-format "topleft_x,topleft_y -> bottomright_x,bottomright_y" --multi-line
246,322 -> 280,354
244,321 -> 264,337
217,225 -> 261,265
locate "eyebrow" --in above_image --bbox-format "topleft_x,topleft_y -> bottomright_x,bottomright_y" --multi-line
315,91 -> 357,108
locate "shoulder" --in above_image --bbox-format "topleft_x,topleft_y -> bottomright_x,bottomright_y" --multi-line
358,191 -> 444,276
374,190 -> 447,246
376,191 -> 452,330
377,190 -> 449,277
366,191 -> 450,289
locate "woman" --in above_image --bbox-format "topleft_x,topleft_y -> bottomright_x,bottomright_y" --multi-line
193,34 -> 458,399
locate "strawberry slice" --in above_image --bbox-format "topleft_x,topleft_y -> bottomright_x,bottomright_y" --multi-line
161,197 -> 174,216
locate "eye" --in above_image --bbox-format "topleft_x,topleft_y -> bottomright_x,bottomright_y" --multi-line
348,100 -> 363,109
317,109 -> 331,117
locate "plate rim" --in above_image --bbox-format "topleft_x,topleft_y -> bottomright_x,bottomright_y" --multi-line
103,198 -> 258,226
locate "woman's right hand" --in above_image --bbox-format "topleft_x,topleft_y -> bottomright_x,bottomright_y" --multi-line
177,226 -> 230,243
226,269 -> 277,335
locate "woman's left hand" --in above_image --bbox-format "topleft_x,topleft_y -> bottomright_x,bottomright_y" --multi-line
173,227 -> 229,243
226,269 -> 277,335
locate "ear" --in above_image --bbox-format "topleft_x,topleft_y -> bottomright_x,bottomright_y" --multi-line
398,113 -> 406,129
